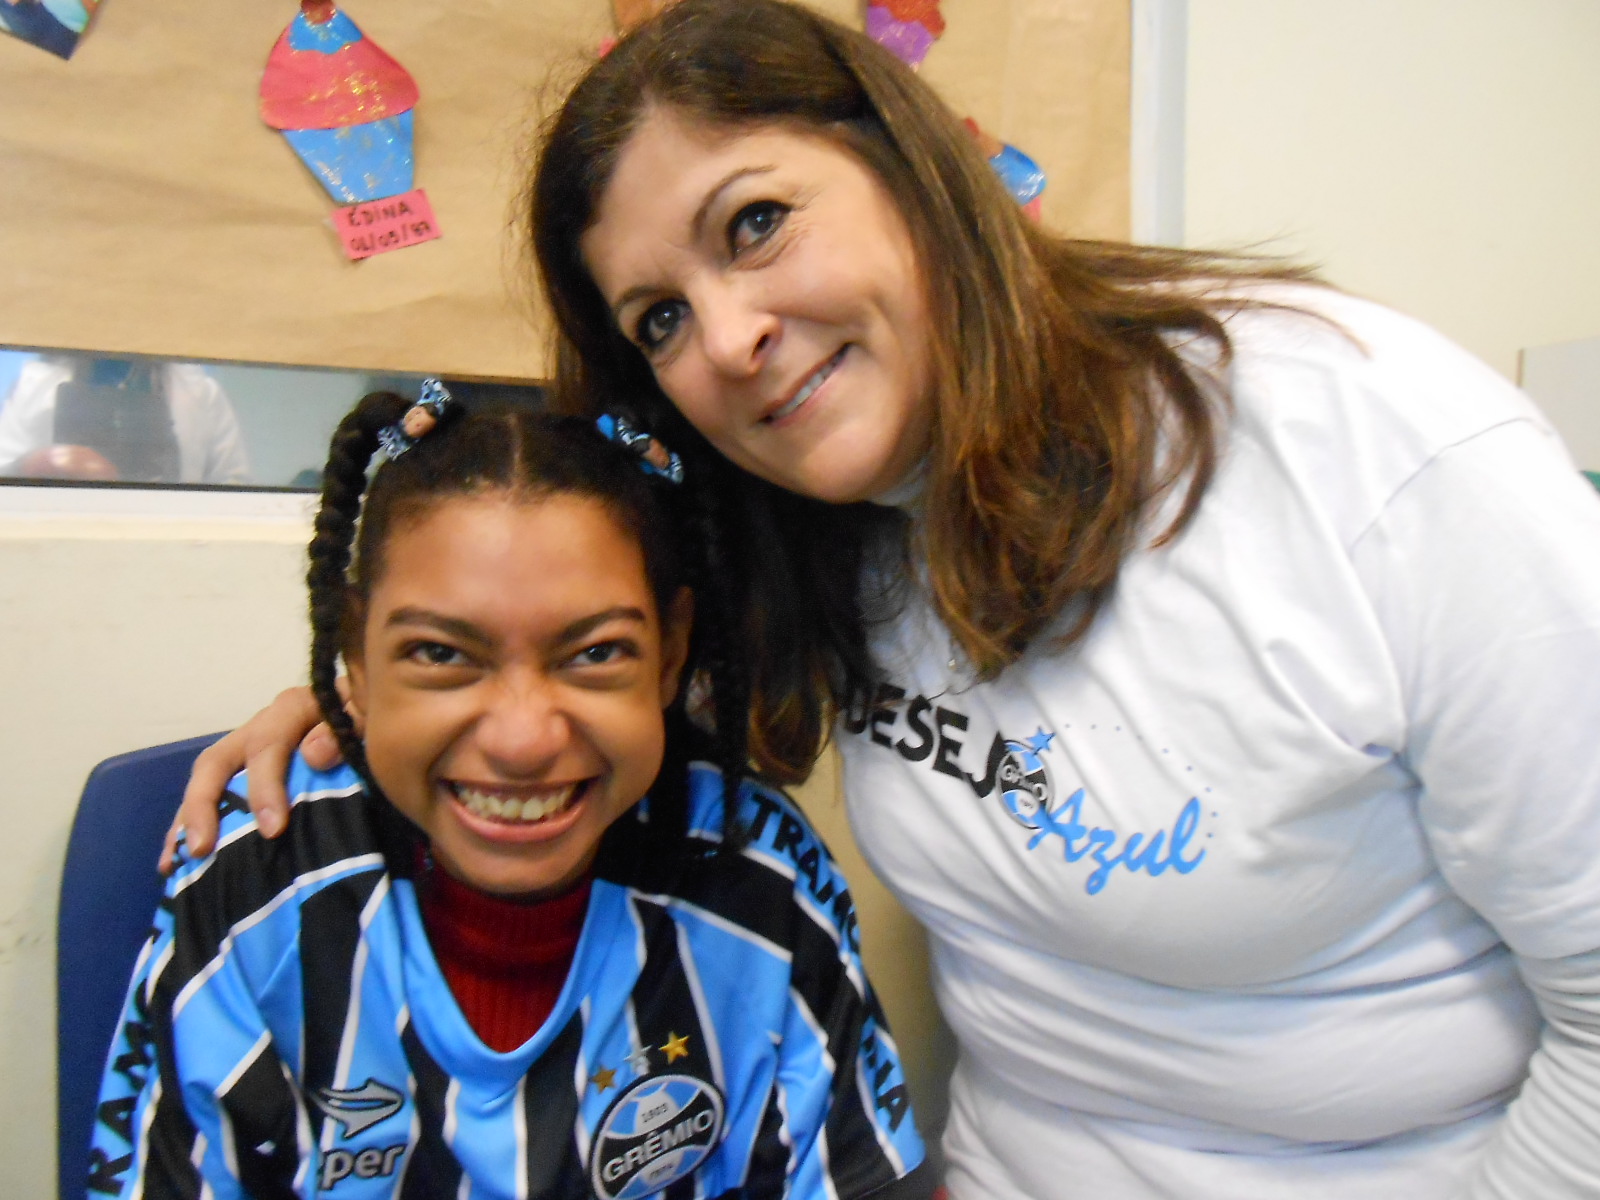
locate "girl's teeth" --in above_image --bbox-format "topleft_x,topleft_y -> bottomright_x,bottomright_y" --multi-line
454,784 -> 576,824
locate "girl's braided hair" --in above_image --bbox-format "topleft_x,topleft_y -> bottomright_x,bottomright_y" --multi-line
304,390 -> 753,859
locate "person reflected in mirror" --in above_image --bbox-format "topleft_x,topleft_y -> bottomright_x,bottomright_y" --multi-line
0,355 -> 251,484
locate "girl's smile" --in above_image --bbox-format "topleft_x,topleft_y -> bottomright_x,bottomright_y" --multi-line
345,491 -> 691,898
581,108 -> 935,504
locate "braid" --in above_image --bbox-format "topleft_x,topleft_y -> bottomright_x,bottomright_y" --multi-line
305,391 -> 411,782
678,450 -> 753,853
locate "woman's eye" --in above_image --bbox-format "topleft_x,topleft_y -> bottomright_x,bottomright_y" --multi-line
404,641 -> 467,668
635,300 -> 686,352
729,201 -> 788,255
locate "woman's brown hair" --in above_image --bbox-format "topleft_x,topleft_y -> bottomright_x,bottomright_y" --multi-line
528,0 -> 1313,781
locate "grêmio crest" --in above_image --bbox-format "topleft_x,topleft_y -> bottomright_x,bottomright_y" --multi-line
589,1074 -> 725,1200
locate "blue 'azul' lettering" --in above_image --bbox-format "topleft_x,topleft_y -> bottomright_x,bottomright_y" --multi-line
1027,789 -> 1205,894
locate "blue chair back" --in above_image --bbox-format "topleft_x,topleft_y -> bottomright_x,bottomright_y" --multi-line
57,733 -> 223,1200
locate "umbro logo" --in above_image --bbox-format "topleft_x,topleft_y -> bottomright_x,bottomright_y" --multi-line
311,1078 -> 405,1139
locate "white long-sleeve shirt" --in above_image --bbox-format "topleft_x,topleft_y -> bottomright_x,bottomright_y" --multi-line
840,289 -> 1600,1198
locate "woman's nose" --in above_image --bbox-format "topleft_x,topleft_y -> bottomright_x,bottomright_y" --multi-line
695,283 -> 778,377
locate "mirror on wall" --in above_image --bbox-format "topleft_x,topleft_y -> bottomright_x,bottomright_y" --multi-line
0,347 -> 545,490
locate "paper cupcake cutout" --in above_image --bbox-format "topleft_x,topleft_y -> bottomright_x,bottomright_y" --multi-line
260,0 -> 419,205
0,0 -> 98,59
861,2 -> 1047,216
864,0 -> 944,70
964,118 -> 1047,217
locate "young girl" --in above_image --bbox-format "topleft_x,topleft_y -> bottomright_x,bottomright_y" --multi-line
91,386 -> 930,1199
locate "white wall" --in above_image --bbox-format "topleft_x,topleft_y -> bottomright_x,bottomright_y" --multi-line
0,492 -> 313,1198
1182,0 -> 1600,426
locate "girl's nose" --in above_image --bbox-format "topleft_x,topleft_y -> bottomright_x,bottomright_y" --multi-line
473,676 -> 570,775
695,283 -> 778,378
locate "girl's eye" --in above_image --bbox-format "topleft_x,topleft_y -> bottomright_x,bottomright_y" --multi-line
729,201 -> 788,255
404,641 -> 468,668
635,300 -> 687,352
570,640 -> 638,669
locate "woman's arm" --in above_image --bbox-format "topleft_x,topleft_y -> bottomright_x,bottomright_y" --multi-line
1352,419 -> 1600,1195
1469,949 -> 1600,1197
160,686 -> 337,870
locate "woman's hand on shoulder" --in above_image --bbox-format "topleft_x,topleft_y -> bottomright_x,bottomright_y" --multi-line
159,686 -> 342,873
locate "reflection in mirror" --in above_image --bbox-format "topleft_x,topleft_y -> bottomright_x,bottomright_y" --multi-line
0,348 -> 545,489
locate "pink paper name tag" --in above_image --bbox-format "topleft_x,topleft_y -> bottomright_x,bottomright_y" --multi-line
336,188 -> 442,260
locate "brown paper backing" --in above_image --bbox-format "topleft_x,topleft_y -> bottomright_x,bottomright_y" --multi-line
0,0 -> 1127,378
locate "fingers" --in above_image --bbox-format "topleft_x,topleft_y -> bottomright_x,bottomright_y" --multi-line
170,730 -> 247,867
159,817 -> 187,876
300,722 -> 343,771
160,687 -> 327,874
244,740 -> 294,838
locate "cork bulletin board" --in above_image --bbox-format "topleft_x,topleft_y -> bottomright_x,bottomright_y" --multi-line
0,0 -> 1128,380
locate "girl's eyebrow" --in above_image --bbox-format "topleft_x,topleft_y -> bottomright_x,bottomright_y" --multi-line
383,606 -> 649,646
385,608 -> 485,645
557,607 -> 651,645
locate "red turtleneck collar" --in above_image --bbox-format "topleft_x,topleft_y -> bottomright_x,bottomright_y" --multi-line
418,866 -> 592,1053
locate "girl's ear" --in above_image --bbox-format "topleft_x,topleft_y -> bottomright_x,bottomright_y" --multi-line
343,652 -> 369,736
340,597 -> 368,735
657,587 -> 695,708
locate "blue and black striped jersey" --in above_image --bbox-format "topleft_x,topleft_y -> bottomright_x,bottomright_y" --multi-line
90,759 -> 929,1199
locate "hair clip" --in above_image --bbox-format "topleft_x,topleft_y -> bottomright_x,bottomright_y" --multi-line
596,412 -> 684,483
378,378 -> 453,461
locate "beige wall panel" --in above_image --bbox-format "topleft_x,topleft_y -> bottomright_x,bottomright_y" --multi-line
0,514 -> 313,1198
1185,0 -> 1600,381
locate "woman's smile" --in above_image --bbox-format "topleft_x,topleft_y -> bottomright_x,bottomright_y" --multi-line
765,346 -> 848,424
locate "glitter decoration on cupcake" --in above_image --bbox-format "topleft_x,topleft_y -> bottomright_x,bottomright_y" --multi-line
964,117 -> 1048,217
260,0 -> 420,204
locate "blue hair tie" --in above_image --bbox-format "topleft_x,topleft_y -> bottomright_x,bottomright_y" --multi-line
378,378 -> 453,461
596,413 -> 684,484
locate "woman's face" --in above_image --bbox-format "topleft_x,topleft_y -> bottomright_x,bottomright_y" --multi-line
581,109 -> 935,504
